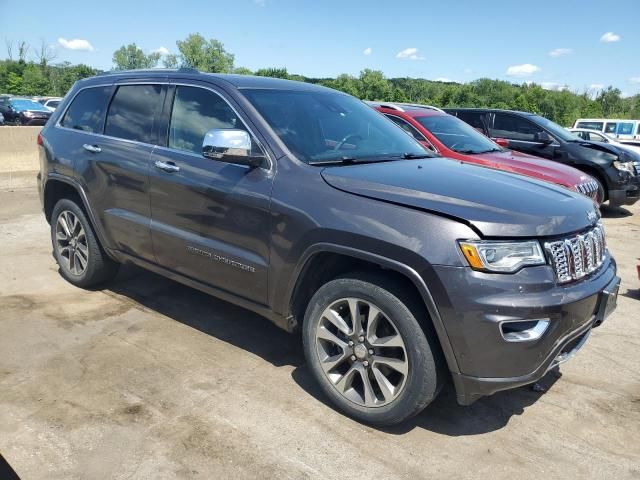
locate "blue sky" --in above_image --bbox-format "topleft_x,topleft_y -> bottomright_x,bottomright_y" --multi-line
1,0 -> 639,96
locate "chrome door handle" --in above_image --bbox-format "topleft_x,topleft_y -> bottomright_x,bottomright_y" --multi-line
154,160 -> 180,173
82,144 -> 101,153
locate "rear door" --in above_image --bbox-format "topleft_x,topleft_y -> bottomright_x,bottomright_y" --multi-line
490,112 -> 557,159
74,82 -> 166,261
148,82 -> 274,305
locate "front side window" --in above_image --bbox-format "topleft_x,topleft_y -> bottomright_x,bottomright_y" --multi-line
456,111 -> 488,132
105,84 -> 163,143
243,89 -> 428,163
385,115 -> 426,141
416,115 -> 501,154
60,86 -> 112,133
604,122 -> 617,134
588,132 -> 607,142
490,114 -> 543,142
168,86 -> 243,155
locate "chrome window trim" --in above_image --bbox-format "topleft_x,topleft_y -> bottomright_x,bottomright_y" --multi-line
54,80 -> 273,171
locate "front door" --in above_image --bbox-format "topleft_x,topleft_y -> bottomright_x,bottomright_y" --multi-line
148,84 -> 274,305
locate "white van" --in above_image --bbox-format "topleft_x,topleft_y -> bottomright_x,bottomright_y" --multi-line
573,118 -> 640,141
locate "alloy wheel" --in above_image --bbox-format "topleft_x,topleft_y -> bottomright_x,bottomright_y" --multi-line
55,210 -> 89,276
315,297 -> 409,407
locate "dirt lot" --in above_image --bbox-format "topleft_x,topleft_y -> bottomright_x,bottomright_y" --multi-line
1,179 -> 639,480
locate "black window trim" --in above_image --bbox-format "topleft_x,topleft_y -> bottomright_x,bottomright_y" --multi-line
152,81 -> 273,171
384,114 -> 429,142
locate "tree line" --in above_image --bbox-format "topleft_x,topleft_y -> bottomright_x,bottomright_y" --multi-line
2,34 -> 639,126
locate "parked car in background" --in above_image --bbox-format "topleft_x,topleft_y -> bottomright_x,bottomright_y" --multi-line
568,128 -> 640,155
0,97 -> 52,126
370,102 -> 601,204
573,118 -> 640,142
446,108 -> 640,207
37,70 -> 620,426
38,97 -> 63,112
0,112 -> 4,125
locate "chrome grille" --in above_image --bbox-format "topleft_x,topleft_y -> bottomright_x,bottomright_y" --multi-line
575,180 -> 599,200
544,224 -> 606,283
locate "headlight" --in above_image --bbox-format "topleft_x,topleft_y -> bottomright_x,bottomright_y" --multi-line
613,160 -> 635,173
23,111 -> 34,117
458,240 -> 545,273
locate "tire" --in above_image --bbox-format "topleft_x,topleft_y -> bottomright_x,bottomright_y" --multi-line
302,271 -> 443,426
593,176 -> 607,204
51,198 -> 119,288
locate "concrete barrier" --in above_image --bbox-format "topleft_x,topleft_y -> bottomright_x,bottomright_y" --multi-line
0,126 -> 42,173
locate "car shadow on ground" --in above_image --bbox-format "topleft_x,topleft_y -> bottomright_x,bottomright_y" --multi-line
106,264 -> 561,437
0,454 -> 21,480
600,205 -> 632,218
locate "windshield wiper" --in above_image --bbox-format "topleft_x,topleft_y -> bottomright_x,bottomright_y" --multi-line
401,152 -> 432,159
308,156 -> 395,166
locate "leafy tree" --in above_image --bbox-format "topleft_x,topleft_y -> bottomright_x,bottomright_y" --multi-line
175,34 -> 234,73
255,67 -> 290,79
358,69 -> 391,100
233,66 -> 253,75
113,43 -> 160,70
596,87 -> 623,117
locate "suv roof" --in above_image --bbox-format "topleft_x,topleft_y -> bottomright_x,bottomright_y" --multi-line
82,68 -> 335,93
367,101 -> 446,117
445,107 -> 536,117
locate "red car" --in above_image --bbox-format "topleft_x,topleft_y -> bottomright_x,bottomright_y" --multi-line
370,102 -> 602,204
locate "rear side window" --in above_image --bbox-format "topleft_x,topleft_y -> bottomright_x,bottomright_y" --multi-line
60,86 -> 112,133
456,112 -> 488,132
105,84 -> 163,144
576,121 -> 603,131
617,122 -> 633,135
604,122 -> 617,134
491,113 -> 542,141
168,86 -> 243,154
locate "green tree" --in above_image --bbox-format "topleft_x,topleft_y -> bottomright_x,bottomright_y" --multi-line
162,54 -> 179,69
112,43 -> 160,70
175,34 -> 234,73
596,87 -> 623,117
233,66 -> 253,75
358,69 -> 391,100
255,67 -> 290,79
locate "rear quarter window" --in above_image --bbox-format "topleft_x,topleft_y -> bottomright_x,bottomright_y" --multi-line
60,86 -> 112,133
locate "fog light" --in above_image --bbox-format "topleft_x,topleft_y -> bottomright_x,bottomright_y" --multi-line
500,319 -> 550,342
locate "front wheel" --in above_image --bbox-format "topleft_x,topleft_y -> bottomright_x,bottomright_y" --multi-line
302,273 -> 443,426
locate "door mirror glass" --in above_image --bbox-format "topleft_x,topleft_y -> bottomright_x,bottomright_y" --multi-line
202,129 -> 266,168
534,131 -> 553,144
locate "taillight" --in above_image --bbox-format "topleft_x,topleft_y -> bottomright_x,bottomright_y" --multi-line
37,132 -> 43,146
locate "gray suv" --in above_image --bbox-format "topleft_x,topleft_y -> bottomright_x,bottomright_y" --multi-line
38,70 -> 620,426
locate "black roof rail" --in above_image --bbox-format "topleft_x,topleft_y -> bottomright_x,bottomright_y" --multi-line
96,68 -> 201,76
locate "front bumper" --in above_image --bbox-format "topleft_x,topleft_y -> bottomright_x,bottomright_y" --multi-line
430,259 -> 619,405
608,174 -> 640,206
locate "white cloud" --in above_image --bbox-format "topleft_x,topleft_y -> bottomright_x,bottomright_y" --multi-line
506,63 -> 540,77
600,32 -> 621,43
463,68 -> 473,74
630,77 -> 640,84
588,83 -> 604,91
540,81 -> 568,91
152,46 -> 170,55
549,48 -> 573,57
58,37 -> 94,51
396,48 -> 424,60
434,77 -> 451,82
363,47 -> 372,56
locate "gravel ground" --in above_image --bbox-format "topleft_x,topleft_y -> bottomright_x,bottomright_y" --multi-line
0,182 -> 639,480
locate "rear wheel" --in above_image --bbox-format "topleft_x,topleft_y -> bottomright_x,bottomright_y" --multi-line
302,272 -> 442,426
51,199 -> 119,287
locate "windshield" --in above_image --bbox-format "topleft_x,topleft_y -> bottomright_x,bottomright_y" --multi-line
531,115 -> 578,142
415,115 -> 501,154
242,89 -> 431,163
10,99 -> 49,112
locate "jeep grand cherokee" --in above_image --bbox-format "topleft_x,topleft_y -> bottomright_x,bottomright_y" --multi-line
37,70 -> 620,426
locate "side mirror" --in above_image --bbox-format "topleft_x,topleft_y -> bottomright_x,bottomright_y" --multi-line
202,129 -> 267,168
534,131 -> 553,144
494,138 -> 510,148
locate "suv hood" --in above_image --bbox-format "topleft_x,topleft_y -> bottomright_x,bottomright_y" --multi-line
321,158 -> 597,238
469,149 -> 591,188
